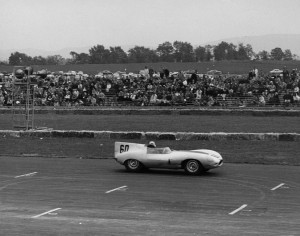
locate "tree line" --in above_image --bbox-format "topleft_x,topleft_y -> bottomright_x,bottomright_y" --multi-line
3,41 -> 297,66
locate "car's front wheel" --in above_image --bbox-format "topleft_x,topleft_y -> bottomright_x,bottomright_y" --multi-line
184,160 -> 204,175
124,159 -> 144,172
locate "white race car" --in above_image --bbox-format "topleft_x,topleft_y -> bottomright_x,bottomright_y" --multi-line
114,142 -> 223,175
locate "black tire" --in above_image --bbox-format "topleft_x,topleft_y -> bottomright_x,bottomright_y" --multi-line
124,159 -> 144,172
184,160 -> 204,175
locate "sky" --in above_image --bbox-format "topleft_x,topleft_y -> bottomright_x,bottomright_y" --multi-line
1,0 -> 300,51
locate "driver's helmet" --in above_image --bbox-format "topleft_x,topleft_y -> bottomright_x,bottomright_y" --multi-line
147,141 -> 156,148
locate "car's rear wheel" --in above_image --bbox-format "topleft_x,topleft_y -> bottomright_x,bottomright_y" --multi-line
124,159 -> 144,172
184,160 -> 204,175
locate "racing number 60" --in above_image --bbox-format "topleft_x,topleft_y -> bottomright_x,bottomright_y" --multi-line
120,145 -> 129,153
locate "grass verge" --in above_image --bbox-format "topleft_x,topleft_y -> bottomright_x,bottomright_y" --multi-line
0,137 -> 299,166
1,114 -> 300,133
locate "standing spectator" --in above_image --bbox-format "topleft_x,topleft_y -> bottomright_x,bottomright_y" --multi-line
144,66 -> 149,79
189,71 -> 198,84
282,66 -> 290,83
254,67 -> 258,78
0,92 -> 4,106
159,66 -> 165,79
149,67 -> 154,78
290,69 -> 297,81
163,67 -> 170,78
248,70 -> 255,80
195,88 -> 202,105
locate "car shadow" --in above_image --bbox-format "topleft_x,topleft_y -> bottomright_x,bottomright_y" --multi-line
114,168 -> 221,177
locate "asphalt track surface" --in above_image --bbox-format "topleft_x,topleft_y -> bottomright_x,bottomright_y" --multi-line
0,157 -> 299,236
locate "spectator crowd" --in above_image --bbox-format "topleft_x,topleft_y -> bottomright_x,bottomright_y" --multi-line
0,66 -> 299,108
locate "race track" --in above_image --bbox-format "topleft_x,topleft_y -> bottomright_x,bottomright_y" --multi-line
0,157 -> 299,236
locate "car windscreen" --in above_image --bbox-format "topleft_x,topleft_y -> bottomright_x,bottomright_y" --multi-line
147,147 -> 171,154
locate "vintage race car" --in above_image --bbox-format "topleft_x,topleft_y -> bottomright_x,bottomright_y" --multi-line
114,142 -> 223,175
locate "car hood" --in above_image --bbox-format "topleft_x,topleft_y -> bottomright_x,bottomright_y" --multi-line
187,149 -> 222,159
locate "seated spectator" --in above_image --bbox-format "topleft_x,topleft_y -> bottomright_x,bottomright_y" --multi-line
184,90 -> 194,104
141,94 -> 149,106
207,95 -> 215,106
267,81 -> 276,93
91,95 -> 97,106
47,92 -> 54,106
72,89 -> 79,103
262,89 -> 270,103
283,92 -> 293,107
172,91 -> 185,105
258,94 -> 266,106
2,66 -> 298,108
292,92 -> 300,105
64,91 -> 71,104
149,92 -> 158,105
98,90 -> 106,106
268,92 -> 280,106
216,93 -> 226,107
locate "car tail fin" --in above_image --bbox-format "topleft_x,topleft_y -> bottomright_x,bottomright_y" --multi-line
114,142 -> 146,158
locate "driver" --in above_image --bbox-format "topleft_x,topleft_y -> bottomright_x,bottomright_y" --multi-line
147,141 -> 156,148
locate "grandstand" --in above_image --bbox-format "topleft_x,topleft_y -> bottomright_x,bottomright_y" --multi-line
0,68 -> 299,109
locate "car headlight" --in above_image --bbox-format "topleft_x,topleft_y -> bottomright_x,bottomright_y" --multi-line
210,153 -> 222,159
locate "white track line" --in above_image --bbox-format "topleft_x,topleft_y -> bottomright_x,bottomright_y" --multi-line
105,185 -> 127,193
15,172 -> 37,178
32,208 -> 61,218
229,204 -> 248,215
271,183 -> 285,191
